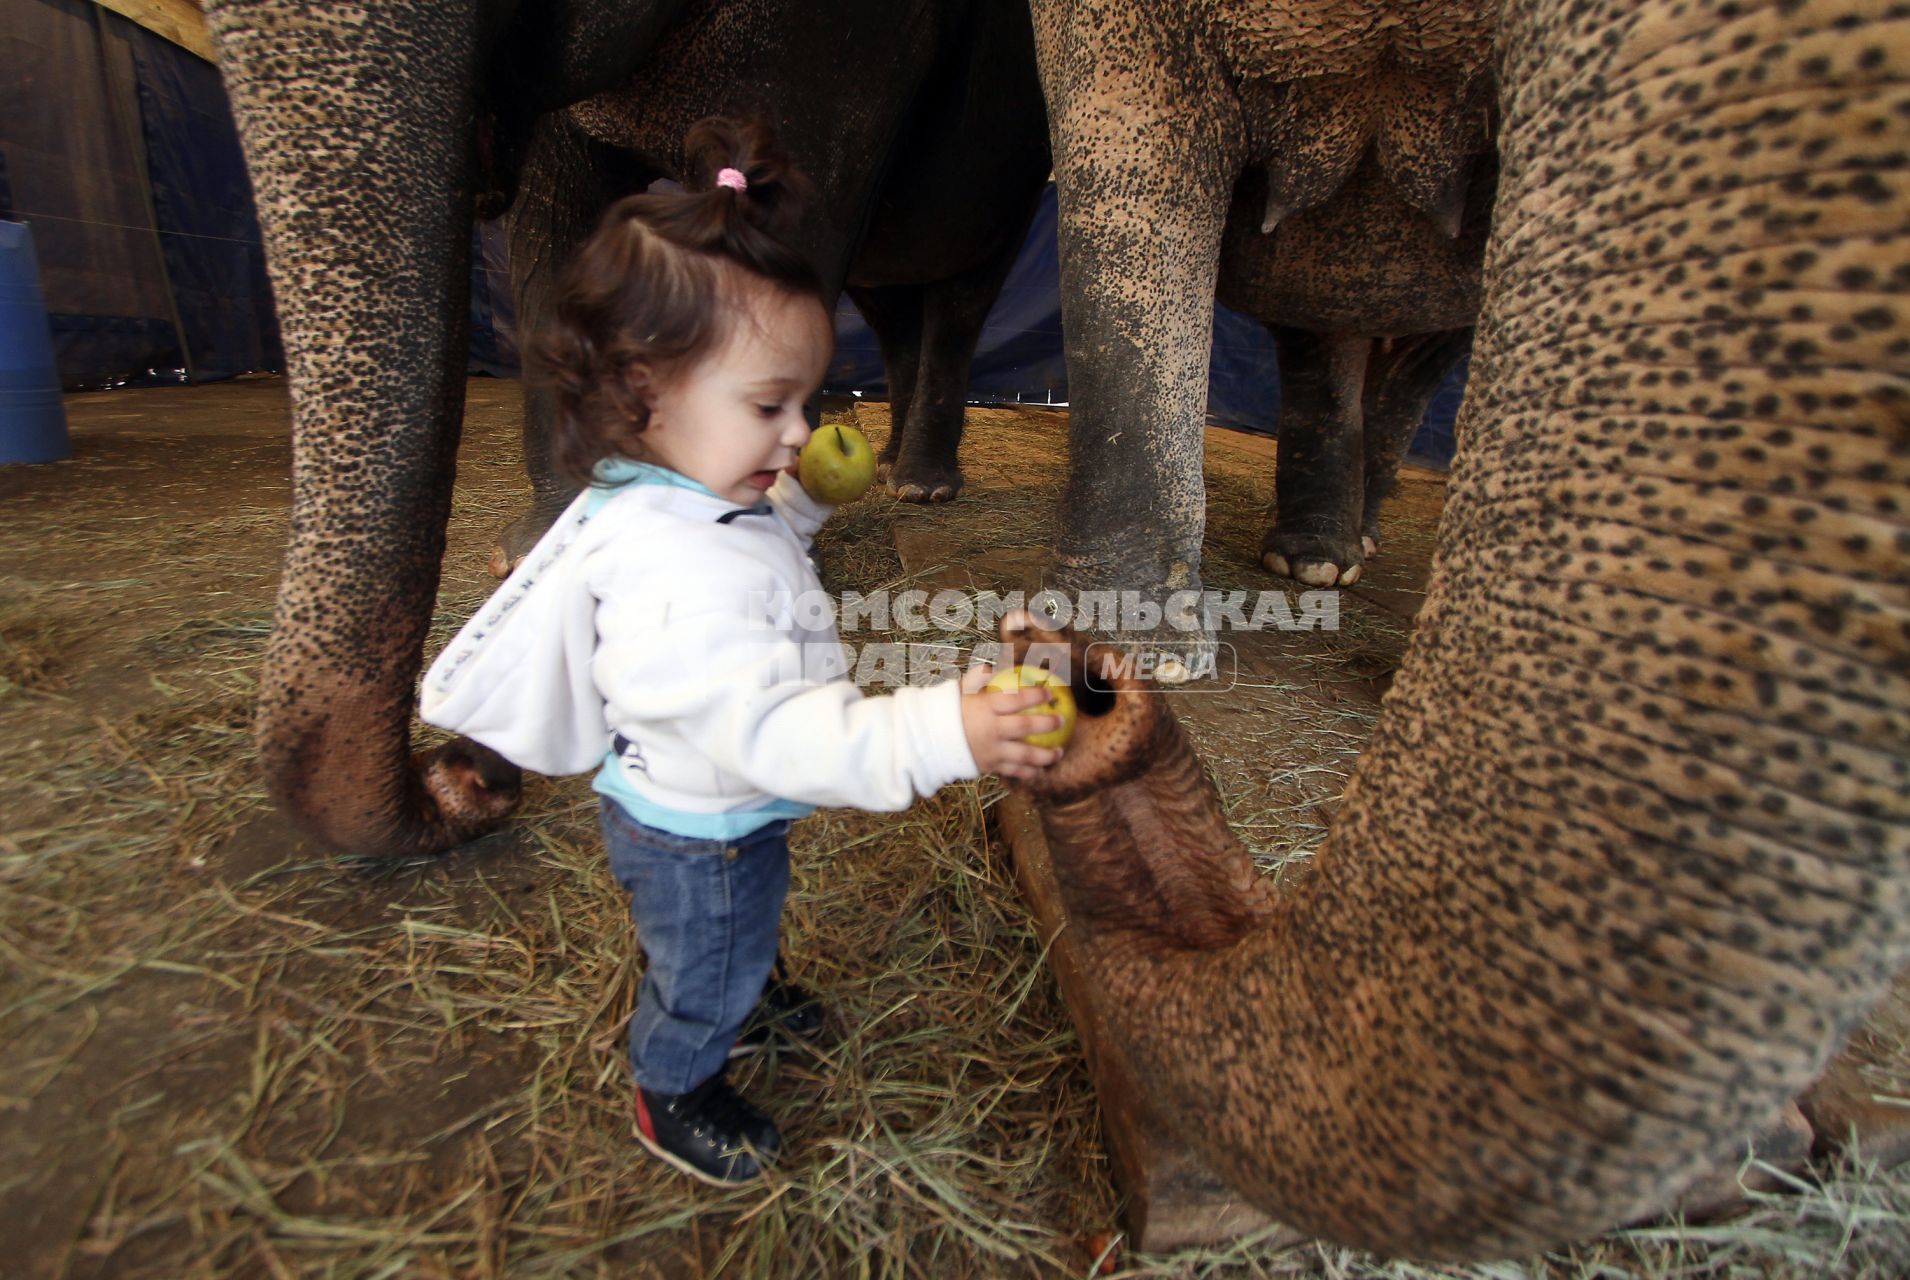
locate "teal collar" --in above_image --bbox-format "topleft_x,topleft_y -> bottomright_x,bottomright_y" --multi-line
591,457 -> 718,496
584,458 -> 770,519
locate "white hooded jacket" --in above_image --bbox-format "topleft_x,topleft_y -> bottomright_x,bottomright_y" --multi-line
420,468 -> 978,826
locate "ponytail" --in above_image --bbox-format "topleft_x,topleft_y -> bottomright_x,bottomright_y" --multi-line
629,115 -> 821,293
528,116 -> 825,488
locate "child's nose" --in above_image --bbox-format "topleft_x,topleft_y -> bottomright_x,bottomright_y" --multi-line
784,417 -> 812,449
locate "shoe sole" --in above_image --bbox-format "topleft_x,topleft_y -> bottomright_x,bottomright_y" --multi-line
631,1120 -> 772,1188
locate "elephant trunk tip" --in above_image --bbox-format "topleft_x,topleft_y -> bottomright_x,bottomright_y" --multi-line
999,615 -> 1277,953
415,737 -> 523,844
263,733 -> 523,860
999,617 -> 1163,805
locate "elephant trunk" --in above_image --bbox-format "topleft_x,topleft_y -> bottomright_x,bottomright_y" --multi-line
1014,0 -> 1909,1254
209,0 -> 523,854
1016,607 -> 1903,1258
1018,632 -> 1282,953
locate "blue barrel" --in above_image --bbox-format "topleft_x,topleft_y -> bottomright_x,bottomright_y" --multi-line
0,220 -> 71,464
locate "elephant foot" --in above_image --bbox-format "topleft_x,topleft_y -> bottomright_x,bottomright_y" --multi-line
886,459 -> 965,504
415,737 -> 523,841
490,503 -> 570,579
1260,531 -> 1365,588
1038,577 -> 1214,687
1262,552 -> 1362,587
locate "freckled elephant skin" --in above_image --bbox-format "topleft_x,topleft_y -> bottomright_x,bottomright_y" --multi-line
205,0 -> 752,853
1020,0 -> 1910,1261
1018,0 -> 1494,593
831,2 -> 1491,533
1031,0 -> 1496,624
205,0 -> 538,854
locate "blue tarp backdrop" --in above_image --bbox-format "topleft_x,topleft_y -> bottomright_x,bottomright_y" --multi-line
128,19 -> 280,382
1,0 -> 280,386
2,0 -> 1466,463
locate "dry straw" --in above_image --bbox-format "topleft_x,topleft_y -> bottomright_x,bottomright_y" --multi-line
1,391 -> 1903,1276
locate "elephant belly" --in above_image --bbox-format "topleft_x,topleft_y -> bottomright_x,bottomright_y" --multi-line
1212,0 -> 1497,82
1216,152 -> 1488,336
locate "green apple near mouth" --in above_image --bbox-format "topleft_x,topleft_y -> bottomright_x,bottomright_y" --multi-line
797,424 -> 877,504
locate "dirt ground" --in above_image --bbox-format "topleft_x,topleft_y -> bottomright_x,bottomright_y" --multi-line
2,379 -> 1904,1279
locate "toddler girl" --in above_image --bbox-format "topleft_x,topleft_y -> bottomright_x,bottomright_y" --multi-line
421,118 -> 1063,1186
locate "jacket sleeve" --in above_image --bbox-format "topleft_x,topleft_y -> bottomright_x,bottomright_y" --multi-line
765,470 -> 833,543
418,491 -> 610,776
593,579 -> 978,811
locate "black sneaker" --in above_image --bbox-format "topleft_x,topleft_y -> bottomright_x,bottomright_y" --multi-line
633,1072 -> 782,1186
729,960 -> 827,1058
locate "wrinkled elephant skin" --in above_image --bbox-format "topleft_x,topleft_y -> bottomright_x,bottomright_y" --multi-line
1229,122 -> 1489,587
1030,0 -> 1495,626
209,0 -> 1909,1258
1020,0 -> 1909,1260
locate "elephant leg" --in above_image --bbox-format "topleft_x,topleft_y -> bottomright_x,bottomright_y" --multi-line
206,0 -> 520,855
1035,4 -> 1237,644
880,238 -> 1026,503
1262,328 -> 1371,586
847,283 -> 924,483
493,117 -> 648,577
1356,327 -> 1472,558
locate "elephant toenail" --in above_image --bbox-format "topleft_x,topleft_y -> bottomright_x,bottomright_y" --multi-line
1298,562 -> 1339,587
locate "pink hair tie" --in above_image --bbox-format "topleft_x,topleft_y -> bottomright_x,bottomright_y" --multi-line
715,167 -> 748,193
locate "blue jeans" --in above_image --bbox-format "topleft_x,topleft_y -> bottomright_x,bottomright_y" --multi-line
600,800 -> 791,1095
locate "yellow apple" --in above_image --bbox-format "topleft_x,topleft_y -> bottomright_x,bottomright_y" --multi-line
798,423 -> 877,504
981,664 -> 1077,749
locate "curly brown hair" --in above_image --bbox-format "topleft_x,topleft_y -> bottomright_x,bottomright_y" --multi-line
528,117 -> 824,488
